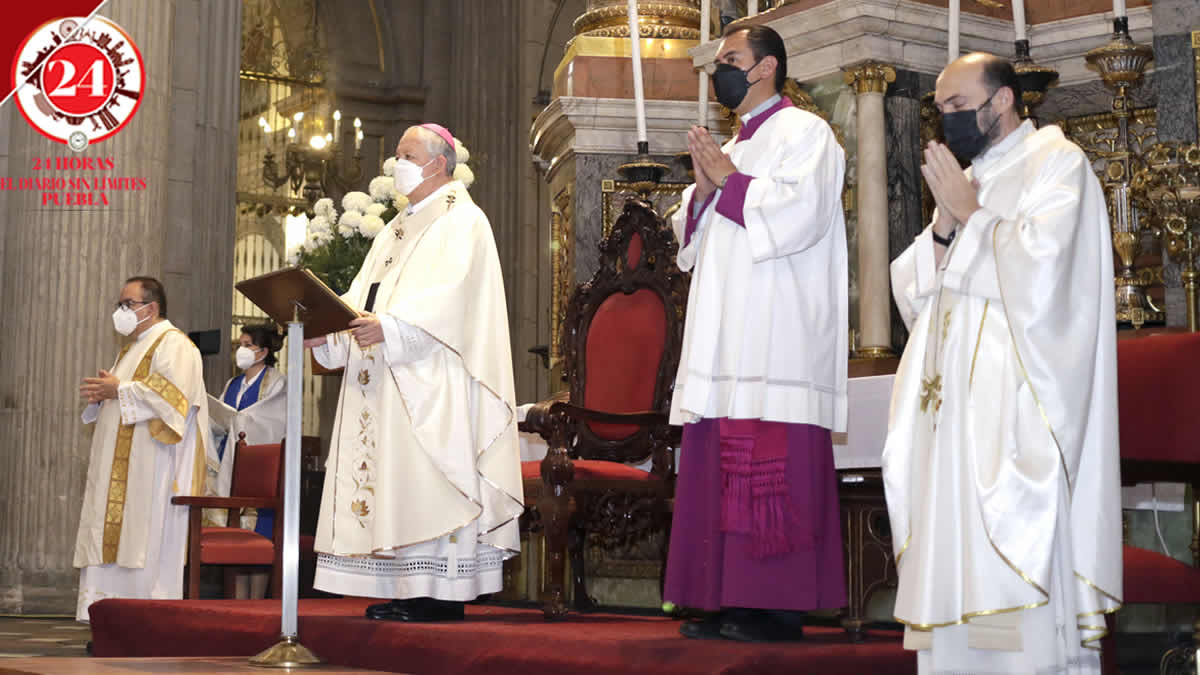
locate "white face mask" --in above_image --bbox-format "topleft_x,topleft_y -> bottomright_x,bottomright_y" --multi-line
112,305 -> 150,336
392,157 -> 436,196
235,346 -> 262,370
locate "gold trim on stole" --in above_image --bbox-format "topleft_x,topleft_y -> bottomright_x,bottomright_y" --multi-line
100,329 -> 188,563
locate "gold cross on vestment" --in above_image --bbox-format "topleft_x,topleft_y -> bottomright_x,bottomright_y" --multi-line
393,226 -> 404,239
384,257 -> 393,267
919,375 -> 942,414
446,192 -> 457,207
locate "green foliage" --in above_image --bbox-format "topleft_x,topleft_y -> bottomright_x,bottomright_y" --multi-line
294,204 -> 399,295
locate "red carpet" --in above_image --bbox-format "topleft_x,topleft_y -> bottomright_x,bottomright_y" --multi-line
89,598 -> 915,674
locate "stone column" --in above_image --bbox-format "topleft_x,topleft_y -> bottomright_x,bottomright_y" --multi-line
1151,1 -> 1200,327
0,0 -> 239,614
844,62 -> 896,358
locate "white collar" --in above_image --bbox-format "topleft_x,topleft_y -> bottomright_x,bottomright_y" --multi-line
405,181 -> 457,216
135,318 -> 172,342
972,119 -> 1035,173
741,94 -> 782,123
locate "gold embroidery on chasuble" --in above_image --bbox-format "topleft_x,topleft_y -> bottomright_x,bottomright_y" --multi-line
101,329 -> 188,563
349,350 -> 379,530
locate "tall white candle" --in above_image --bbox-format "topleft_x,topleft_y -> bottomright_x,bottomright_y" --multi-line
1113,0 -> 1126,17
699,0 -> 710,128
748,0 -> 758,16
1012,0 -> 1027,41
948,0 -> 960,63
627,0 -> 648,144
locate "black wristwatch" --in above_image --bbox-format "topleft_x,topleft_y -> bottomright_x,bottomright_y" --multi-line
932,229 -> 957,247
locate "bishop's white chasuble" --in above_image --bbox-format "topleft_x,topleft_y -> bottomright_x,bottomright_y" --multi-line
74,320 -> 218,621
312,181 -> 524,601
885,121 -> 1121,673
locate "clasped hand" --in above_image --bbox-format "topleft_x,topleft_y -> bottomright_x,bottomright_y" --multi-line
80,370 -> 119,403
920,141 -> 981,229
688,125 -> 737,202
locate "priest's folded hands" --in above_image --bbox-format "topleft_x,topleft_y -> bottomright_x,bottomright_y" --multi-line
79,369 -> 119,403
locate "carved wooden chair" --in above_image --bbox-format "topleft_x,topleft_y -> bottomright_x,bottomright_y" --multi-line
1101,332 -> 1200,675
172,434 -> 315,599
521,197 -> 689,620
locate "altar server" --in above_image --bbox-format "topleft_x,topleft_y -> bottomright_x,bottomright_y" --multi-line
305,124 -> 523,622
75,277 -> 217,621
665,24 -> 849,642
885,53 -> 1121,673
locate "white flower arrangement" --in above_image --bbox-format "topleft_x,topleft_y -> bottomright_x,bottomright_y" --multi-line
286,134 -> 476,293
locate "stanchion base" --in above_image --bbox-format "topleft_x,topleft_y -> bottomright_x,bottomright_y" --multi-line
249,634 -> 323,668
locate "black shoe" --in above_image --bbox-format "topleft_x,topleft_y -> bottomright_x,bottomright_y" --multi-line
365,599 -> 410,620
679,614 -> 725,640
719,609 -> 805,643
366,597 -> 465,622
85,641 -> 93,656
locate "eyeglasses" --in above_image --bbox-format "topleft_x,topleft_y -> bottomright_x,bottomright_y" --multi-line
115,299 -> 150,310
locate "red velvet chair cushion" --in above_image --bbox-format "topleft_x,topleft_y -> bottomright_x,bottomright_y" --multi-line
200,527 -> 273,565
1122,544 -> 1200,604
582,287 -> 667,440
521,459 -> 657,482
231,443 -> 282,498
1117,332 -> 1200,463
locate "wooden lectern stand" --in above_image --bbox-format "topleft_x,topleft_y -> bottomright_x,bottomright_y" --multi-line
234,267 -> 355,668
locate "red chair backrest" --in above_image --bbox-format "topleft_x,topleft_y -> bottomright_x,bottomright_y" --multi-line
582,240 -> 669,440
1117,332 -> 1200,464
231,441 -> 283,499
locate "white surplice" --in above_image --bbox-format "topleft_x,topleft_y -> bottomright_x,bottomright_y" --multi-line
74,320 -> 218,621
668,104 -> 848,432
884,121 -> 1121,673
312,180 -> 524,601
209,366 -> 287,497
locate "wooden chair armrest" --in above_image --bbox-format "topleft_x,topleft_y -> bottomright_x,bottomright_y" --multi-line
519,391 -> 570,434
552,402 -> 666,427
170,496 -> 278,509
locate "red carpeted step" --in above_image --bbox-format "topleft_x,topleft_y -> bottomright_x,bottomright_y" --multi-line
89,599 -> 916,674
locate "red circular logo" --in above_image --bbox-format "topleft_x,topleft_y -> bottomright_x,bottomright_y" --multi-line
11,16 -> 145,150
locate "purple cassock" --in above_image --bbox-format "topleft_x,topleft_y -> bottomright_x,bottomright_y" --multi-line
665,97 -> 847,613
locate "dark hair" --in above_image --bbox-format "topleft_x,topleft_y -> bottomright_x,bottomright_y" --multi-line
126,276 -> 166,318
242,323 -> 284,368
723,24 -> 788,92
979,55 -> 1022,113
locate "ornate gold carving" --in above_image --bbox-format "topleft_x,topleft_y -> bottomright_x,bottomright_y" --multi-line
550,186 -> 575,375
601,181 -> 687,238
1061,107 -> 1165,326
574,1 -> 701,41
843,62 -> 896,95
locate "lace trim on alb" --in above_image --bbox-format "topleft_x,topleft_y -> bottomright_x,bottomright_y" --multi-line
316,550 -> 504,579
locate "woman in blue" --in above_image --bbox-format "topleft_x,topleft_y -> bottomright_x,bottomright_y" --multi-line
209,323 -> 286,598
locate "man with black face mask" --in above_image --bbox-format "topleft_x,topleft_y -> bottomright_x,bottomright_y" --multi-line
884,53 -> 1120,673
665,24 -> 848,643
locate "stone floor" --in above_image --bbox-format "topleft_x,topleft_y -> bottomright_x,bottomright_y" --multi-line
0,617 -> 89,660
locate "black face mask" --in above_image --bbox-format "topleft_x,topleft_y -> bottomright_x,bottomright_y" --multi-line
711,60 -> 763,110
941,90 -> 1001,163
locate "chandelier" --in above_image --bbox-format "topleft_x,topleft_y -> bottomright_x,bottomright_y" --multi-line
261,108 -> 364,209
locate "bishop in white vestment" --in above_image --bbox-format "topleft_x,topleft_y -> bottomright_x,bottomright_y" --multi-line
308,124 -> 523,621
75,277 -> 217,621
884,54 -> 1121,673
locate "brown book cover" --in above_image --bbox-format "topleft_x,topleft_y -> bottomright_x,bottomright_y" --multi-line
235,267 -> 359,338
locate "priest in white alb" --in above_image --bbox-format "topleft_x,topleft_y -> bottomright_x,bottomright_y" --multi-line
884,53 -> 1121,673
75,276 -> 217,622
665,24 -> 848,642
305,123 -> 523,622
